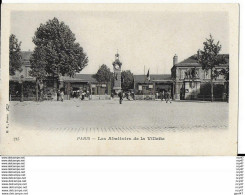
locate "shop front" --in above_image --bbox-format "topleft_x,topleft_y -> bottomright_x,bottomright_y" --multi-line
133,74 -> 173,100
134,82 -> 155,100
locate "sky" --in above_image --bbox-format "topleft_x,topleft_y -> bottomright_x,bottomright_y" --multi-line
11,11 -> 229,75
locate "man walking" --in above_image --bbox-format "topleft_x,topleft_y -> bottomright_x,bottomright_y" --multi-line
156,92 -> 159,100
118,91 -> 123,104
60,90 -> 64,102
57,89 -> 60,101
160,91 -> 164,101
166,90 -> 172,103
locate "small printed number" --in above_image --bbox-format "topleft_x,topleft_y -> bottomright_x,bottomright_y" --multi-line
13,137 -> 20,141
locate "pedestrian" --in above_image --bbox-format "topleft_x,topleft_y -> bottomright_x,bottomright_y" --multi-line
163,90 -> 166,101
78,89 -> 82,98
40,89 -> 44,101
126,92 -> 130,100
81,91 -> 85,100
60,90 -> 64,102
131,91 -> 135,100
156,92 -> 159,100
86,91 -> 90,99
160,91 -> 164,101
118,91 -> 123,104
87,90 -> 90,98
57,89 -> 60,101
166,90 -> 172,103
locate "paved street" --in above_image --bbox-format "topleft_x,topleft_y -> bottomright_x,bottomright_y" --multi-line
9,99 -> 229,132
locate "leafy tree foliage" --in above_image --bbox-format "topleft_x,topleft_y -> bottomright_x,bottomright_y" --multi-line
30,17 -> 88,100
31,17 -> 88,79
197,34 -> 225,101
93,64 -> 113,83
219,67 -> 229,81
9,34 -> 23,75
29,47 -> 48,101
121,70 -> 134,91
29,47 -> 47,81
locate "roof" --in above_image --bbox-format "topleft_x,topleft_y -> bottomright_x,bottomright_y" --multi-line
61,74 -> 97,83
9,74 -> 98,83
174,54 -> 229,67
21,51 -> 32,60
9,76 -> 35,82
21,51 -> 32,66
134,74 -> 172,83
75,74 -> 97,82
19,52 -> 98,83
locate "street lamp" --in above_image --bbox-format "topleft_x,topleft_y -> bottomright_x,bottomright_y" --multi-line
19,75 -> 24,102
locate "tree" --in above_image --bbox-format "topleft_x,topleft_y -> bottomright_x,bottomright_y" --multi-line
219,67 -> 229,102
219,67 -> 229,82
9,34 -> 23,75
29,47 -> 48,101
31,17 -> 88,89
197,34 -> 225,102
121,70 -> 134,91
93,64 -> 113,83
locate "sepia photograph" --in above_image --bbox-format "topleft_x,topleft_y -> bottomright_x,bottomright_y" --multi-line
0,4 -> 239,155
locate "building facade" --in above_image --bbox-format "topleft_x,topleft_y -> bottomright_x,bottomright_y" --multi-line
59,74 -> 111,100
133,74 -> 173,100
171,54 -> 229,101
9,51 -> 36,101
9,51 -> 111,101
9,51 -> 229,102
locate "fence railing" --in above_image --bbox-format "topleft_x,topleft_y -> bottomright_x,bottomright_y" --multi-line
9,94 -> 112,101
134,95 -> 155,100
10,94 -> 228,102
195,94 -> 228,102
9,95 -> 36,101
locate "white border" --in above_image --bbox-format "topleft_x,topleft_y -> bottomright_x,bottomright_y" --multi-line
0,1 -> 243,155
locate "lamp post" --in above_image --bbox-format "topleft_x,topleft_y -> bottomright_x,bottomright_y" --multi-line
19,75 -> 24,102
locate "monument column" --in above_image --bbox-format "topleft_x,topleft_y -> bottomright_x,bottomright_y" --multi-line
112,51 -> 122,94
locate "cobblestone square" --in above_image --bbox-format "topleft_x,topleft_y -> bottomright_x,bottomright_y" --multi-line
9,100 -> 229,132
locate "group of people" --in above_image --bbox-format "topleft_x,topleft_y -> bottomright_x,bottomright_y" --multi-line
113,91 -> 135,104
71,90 -> 90,100
156,90 -> 172,103
56,89 -> 171,104
57,89 -> 64,102
117,90 -> 172,104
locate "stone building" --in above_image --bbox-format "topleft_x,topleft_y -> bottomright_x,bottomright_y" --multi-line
59,74 -> 111,100
9,51 -> 36,101
133,74 -> 173,100
9,51 -> 229,102
171,54 -> 229,101
9,51 -> 111,101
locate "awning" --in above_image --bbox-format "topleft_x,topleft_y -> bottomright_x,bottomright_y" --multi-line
10,77 -> 35,82
152,80 -> 173,83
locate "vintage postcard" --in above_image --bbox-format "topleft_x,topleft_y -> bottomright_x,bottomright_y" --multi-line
0,4 -> 239,155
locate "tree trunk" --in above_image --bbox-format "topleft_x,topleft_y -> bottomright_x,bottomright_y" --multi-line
211,68 -> 214,102
57,76 -> 59,90
57,67 -> 60,90
211,80 -> 214,102
36,79 -> 39,101
20,83 -> 24,102
227,81 -> 229,103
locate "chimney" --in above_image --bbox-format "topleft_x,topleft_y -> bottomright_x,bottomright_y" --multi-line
197,49 -> 200,59
173,54 -> 178,66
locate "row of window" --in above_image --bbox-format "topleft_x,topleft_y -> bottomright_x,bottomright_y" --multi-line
179,68 -> 224,80
14,66 -> 32,78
